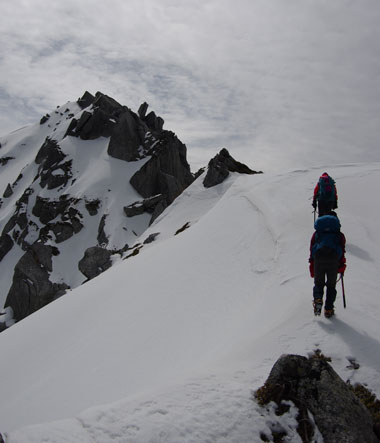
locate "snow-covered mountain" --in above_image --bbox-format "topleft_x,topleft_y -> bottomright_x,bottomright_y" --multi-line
0,92 -> 211,326
0,156 -> 379,441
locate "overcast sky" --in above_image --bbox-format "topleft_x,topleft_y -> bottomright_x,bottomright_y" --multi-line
1,0 -> 380,171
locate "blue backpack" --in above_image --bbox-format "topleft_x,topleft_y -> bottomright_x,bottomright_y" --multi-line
318,175 -> 336,202
312,215 -> 343,259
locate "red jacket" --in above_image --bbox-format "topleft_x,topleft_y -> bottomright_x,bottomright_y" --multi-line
313,173 -> 338,204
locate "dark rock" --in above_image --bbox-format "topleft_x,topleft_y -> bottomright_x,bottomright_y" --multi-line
40,114 -> 50,124
124,201 -> 145,217
130,131 -> 194,211
4,242 -> 69,321
258,354 -> 378,443
35,138 -> 72,190
0,233 -> 13,261
65,118 -> 78,137
93,92 -> 123,116
203,148 -> 261,188
143,233 -> 160,244
3,183 -> 13,198
138,102 -> 149,119
36,199 -> 83,243
41,211 -> 83,244
68,92 -> 124,140
0,156 -> 15,166
107,109 -> 146,161
74,109 -> 117,140
175,222 -> 190,235
13,173 -> 23,187
34,139 -> 72,189
33,196 -> 72,224
124,194 -> 164,218
78,246 -> 113,280
40,160 -> 72,190
150,200 -> 168,224
194,167 -> 206,180
77,91 -> 95,109
1,188 -> 33,253
137,102 -> 164,130
145,111 -> 164,131
35,138 -> 66,167
97,214 -> 108,246
85,199 -> 101,216
46,221 -> 82,243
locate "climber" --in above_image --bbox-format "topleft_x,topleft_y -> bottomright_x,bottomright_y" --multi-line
309,213 -> 346,318
312,172 -> 338,216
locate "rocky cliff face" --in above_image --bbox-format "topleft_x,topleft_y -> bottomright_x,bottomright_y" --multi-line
0,91 -> 257,326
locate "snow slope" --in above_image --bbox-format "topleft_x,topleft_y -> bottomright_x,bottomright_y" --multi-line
1,163 -> 380,442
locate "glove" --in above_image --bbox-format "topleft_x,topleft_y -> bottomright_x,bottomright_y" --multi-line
338,257 -> 346,275
312,200 -> 317,209
333,202 -> 338,209
338,263 -> 346,275
309,260 -> 314,278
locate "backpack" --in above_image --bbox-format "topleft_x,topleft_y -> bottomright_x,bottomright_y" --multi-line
312,215 -> 343,259
317,175 -> 336,202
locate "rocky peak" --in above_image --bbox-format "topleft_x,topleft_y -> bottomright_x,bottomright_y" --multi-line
0,91 -> 260,327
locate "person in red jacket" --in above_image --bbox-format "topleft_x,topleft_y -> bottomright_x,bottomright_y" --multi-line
309,212 -> 346,318
312,172 -> 338,216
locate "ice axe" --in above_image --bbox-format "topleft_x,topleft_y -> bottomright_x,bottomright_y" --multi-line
341,274 -> 346,308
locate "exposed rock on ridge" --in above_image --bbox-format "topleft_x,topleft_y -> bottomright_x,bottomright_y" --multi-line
203,148 -> 262,188
256,354 -> 379,443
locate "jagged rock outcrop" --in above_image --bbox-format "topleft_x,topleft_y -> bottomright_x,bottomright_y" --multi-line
203,148 -> 261,188
77,91 -> 95,109
4,242 -> 69,321
257,354 -> 379,443
35,138 -> 72,190
85,199 -> 101,216
40,114 -> 50,124
3,183 -> 13,198
124,195 -> 164,218
130,131 -> 194,218
97,214 -> 108,246
33,195 -> 74,224
78,246 -> 113,280
66,92 -> 122,140
0,234 -> 13,261
34,196 -> 84,243
107,108 -> 146,161
0,188 -> 34,256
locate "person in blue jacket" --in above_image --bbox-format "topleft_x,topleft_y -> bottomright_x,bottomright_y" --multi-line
309,212 -> 346,317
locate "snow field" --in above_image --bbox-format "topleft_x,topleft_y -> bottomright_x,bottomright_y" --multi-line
0,163 -> 380,442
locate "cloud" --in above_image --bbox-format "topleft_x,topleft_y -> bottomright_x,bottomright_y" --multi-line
1,0 -> 380,171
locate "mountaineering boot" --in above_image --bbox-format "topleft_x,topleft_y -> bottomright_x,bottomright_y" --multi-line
313,299 -> 323,316
324,308 -> 335,318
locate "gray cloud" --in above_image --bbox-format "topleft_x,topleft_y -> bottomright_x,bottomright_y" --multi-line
1,0 -> 380,171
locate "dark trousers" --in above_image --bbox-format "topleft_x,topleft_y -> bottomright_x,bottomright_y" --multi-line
317,200 -> 334,216
313,255 -> 339,310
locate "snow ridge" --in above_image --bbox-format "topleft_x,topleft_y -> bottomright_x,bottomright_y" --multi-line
0,163 -> 379,442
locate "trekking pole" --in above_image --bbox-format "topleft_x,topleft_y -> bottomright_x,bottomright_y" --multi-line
341,274 -> 346,308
